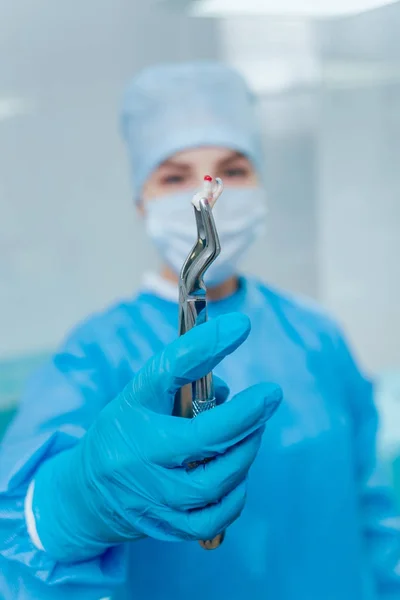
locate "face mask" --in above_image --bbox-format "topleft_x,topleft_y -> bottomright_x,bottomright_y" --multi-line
145,186 -> 267,287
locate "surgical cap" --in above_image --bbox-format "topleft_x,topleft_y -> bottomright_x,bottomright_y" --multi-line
120,61 -> 263,200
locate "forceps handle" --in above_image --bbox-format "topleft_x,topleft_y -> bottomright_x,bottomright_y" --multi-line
174,380 -> 225,549
192,391 -> 216,416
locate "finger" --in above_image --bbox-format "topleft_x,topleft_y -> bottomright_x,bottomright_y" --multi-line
153,382 -> 282,467
191,382 -> 281,456
178,480 -> 248,542
163,429 -> 263,511
125,481 -> 248,544
130,313 -> 250,413
214,375 -> 230,406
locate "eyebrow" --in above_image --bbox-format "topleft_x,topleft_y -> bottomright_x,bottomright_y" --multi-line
160,151 -> 247,171
217,151 -> 247,168
160,159 -> 190,170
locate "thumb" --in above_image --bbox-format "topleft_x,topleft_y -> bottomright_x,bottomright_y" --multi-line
130,313 -> 250,413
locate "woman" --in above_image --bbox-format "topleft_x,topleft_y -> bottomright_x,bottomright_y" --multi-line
1,62 -> 399,600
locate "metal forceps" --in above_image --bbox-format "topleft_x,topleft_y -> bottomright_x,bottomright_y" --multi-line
173,175 -> 225,550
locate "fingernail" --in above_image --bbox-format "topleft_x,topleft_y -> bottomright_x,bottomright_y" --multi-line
263,384 -> 283,420
264,400 -> 281,421
216,313 -> 251,351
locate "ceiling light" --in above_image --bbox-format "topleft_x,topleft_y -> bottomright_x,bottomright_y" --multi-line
189,0 -> 398,18
230,58 -> 320,94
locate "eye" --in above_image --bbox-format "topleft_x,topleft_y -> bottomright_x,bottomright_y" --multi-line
223,166 -> 250,179
160,174 -> 186,185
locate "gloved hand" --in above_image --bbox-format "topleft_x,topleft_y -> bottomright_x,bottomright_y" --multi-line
32,313 -> 282,562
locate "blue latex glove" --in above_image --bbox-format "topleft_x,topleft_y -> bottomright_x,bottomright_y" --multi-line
32,313 -> 282,562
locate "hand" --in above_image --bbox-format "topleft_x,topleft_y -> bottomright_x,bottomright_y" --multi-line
32,313 -> 282,562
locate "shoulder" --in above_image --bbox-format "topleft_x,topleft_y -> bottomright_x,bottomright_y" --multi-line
255,280 -> 340,334
254,280 -> 372,399
60,294 -> 148,351
251,280 -> 371,400
249,278 -> 343,353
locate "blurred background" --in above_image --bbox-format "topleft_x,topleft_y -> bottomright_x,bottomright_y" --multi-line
1,0 -> 399,498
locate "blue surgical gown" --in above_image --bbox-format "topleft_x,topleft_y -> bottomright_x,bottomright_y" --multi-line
1,278 -> 400,599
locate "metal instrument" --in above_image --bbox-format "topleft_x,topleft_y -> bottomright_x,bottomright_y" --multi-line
174,175 -> 225,550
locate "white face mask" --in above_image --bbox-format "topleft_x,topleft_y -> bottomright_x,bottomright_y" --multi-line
145,186 -> 267,287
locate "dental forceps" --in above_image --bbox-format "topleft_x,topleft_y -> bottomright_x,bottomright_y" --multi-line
174,175 -> 223,419
174,175 -> 225,551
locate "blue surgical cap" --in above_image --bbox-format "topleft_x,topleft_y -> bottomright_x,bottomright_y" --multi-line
120,61 -> 263,200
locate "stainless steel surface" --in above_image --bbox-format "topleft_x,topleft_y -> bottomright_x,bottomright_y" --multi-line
174,190 -> 224,550
174,196 -> 221,419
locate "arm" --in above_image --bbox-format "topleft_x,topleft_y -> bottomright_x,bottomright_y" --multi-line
0,312 -> 281,600
0,319 -> 126,599
334,330 -> 400,599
